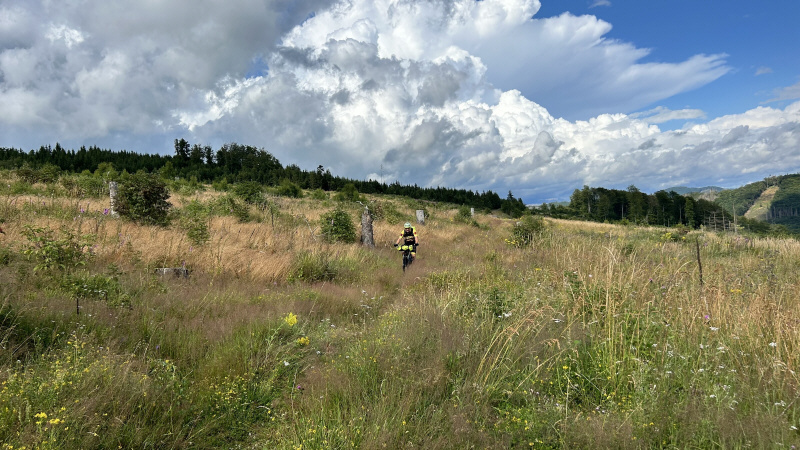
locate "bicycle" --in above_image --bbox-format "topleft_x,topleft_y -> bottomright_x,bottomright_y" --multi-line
394,243 -> 417,272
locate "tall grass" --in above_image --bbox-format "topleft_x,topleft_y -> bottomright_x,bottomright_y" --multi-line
1,172 -> 799,448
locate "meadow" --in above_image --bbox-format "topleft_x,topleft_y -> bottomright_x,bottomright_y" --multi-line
1,171 -> 799,449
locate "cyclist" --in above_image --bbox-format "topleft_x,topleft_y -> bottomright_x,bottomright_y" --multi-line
395,222 -> 419,261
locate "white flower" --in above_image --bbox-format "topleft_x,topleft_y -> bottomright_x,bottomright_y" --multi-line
769,342 -> 777,347
283,361 -> 289,366
710,327 -> 719,331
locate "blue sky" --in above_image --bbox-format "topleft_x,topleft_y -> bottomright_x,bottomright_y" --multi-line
537,0 -> 800,123
1,0 -> 799,203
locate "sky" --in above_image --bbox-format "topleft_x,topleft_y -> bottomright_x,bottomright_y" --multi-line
1,0 -> 799,203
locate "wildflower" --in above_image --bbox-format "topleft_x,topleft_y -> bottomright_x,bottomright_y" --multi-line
284,313 -> 298,327
769,342 -> 777,348
283,361 -> 290,366
296,336 -> 310,346
34,412 -> 48,419
710,327 -> 719,331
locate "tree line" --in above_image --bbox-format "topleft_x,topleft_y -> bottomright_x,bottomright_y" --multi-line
534,184 -> 791,236
0,140 -> 521,213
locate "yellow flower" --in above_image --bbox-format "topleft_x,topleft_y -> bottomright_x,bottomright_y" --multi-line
34,412 -> 47,419
296,336 -> 310,346
284,313 -> 298,327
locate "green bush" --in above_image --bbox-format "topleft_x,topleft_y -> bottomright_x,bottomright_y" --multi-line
310,189 -> 328,200
62,271 -> 130,308
454,206 -> 479,227
61,173 -> 107,198
211,195 -> 252,222
507,215 -> 545,247
319,208 -> 356,243
334,183 -> 361,202
116,171 -> 172,226
275,179 -> 303,198
212,178 -> 230,192
179,200 -> 211,246
233,181 -> 264,204
21,225 -> 95,272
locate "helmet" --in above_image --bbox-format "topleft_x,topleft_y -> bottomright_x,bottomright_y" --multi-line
404,222 -> 411,228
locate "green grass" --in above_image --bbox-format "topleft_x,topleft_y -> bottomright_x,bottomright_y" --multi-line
2,174 -> 800,448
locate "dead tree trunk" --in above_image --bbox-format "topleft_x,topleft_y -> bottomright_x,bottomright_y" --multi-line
361,207 -> 374,247
109,181 -> 119,216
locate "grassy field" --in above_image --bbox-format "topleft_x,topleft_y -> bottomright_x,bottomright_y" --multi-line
1,173 -> 800,449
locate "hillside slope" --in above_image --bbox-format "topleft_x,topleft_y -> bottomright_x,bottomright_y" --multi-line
744,185 -> 779,221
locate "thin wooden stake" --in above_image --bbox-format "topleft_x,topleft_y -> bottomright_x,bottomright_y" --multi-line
695,236 -> 704,286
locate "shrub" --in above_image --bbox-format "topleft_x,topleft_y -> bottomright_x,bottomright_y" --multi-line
319,208 -> 356,243
233,181 -> 264,204
507,215 -> 545,247
38,164 -> 61,184
211,195 -> 252,222
310,189 -> 328,200
454,206 -> 479,227
62,271 -> 130,308
179,200 -> 211,246
275,179 -> 303,198
334,183 -> 361,202
116,171 -> 172,226
61,173 -> 107,198
212,178 -> 230,192
21,225 -> 95,272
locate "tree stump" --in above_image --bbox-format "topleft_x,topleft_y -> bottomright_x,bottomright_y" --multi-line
416,210 -> 425,225
109,181 -> 119,216
361,207 -> 374,247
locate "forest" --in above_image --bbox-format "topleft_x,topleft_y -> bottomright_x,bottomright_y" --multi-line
0,140 -> 524,215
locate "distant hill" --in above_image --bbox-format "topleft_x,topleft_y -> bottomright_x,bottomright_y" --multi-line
715,174 -> 800,232
665,186 -> 725,195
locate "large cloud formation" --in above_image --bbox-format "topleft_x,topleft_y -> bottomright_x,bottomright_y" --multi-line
2,0 -> 799,202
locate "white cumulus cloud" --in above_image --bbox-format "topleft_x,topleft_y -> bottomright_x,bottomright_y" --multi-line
1,0 -> 799,203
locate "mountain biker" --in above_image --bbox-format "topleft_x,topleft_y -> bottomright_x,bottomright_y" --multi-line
395,222 -> 419,260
